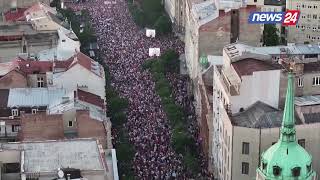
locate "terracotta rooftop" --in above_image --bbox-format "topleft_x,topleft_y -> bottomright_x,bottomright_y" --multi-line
68,52 -> 104,77
14,60 -> 53,74
75,89 -> 105,109
232,58 -> 281,77
4,8 -> 27,22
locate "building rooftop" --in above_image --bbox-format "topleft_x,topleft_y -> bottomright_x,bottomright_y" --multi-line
232,58 -> 281,77
192,0 -> 219,26
0,22 -> 56,36
76,89 -> 105,109
7,88 -> 67,108
303,113 -> 320,124
295,95 -> 320,106
219,0 -> 243,9
0,62 -> 16,76
4,8 -> 27,22
67,52 -> 104,77
264,0 -> 285,6
1,139 -> 105,172
231,101 -> 284,128
224,43 -> 320,62
303,62 -> 320,73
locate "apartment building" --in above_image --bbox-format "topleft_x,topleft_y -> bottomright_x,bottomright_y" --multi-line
0,52 -> 105,100
0,139 -> 118,180
163,0 -> 186,34
286,0 -> 320,44
209,43 -> 320,180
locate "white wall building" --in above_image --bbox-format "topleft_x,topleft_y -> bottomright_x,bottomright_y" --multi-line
51,52 -> 106,100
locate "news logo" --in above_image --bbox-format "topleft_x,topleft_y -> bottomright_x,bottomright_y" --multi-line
248,10 -> 300,26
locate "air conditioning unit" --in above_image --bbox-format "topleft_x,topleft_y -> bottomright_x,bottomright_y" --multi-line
9,116 -> 14,119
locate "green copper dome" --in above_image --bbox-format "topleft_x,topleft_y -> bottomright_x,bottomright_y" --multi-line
199,54 -> 209,68
257,72 -> 316,180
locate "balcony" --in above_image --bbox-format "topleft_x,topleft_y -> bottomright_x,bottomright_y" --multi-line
215,67 -> 240,96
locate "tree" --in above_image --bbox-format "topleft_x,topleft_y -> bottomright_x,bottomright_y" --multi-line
153,15 -> 172,35
263,24 -> 280,46
161,50 -> 179,73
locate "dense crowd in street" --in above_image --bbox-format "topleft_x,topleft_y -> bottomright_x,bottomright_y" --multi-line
67,0 -> 211,179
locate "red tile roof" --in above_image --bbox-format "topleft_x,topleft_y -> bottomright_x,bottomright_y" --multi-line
4,8 -> 27,22
14,59 -> 53,74
67,52 -> 104,77
232,58 -> 281,77
75,89 -> 105,109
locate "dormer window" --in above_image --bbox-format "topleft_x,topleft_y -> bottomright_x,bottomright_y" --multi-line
307,164 -> 312,173
32,109 -> 37,114
292,167 -> 301,177
11,109 -> 19,117
273,166 -> 281,176
262,162 -> 267,170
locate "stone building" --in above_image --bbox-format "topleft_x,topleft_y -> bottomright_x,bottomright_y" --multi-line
286,0 -> 320,44
208,43 -> 320,180
256,73 -> 317,180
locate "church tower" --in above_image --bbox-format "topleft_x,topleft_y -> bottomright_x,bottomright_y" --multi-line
256,72 -> 317,180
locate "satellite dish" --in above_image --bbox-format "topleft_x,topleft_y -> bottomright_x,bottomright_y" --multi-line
58,170 -> 64,178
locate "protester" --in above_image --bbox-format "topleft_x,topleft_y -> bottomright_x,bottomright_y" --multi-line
67,0 -> 212,179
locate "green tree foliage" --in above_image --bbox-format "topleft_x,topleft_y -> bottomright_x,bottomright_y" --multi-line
161,50 -> 179,73
153,15 -> 172,35
111,112 -> 127,127
263,24 -> 280,46
143,50 -> 201,176
108,97 -> 129,114
127,0 -> 172,35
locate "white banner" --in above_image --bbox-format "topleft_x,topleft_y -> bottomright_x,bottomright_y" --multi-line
149,48 -> 160,57
146,29 -> 156,38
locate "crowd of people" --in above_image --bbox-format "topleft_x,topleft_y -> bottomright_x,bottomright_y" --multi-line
67,0 -> 211,179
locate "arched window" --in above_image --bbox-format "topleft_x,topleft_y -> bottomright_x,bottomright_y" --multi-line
292,167 -> 301,177
273,166 -> 281,176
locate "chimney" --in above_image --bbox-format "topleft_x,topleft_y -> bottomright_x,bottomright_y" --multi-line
230,9 -> 240,43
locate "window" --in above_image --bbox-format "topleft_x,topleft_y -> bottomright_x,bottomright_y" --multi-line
37,77 -> 44,87
273,166 -> 282,176
254,0 -> 257,2
32,109 -> 37,114
62,39 -> 66,42
298,77 -> 303,87
292,167 -> 301,177
313,15 -> 318,19
11,109 -> 18,116
298,139 -> 306,148
305,54 -> 318,58
262,162 -> 267,170
312,77 -> 320,86
307,163 -> 312,173
242,142 -> 249,154
68,121 -> 73,127
12,125 -> 20,132
242,162 -> 249,175
23,45 -> 27,53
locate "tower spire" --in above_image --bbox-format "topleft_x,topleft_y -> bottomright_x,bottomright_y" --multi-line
280,72 -> 296,142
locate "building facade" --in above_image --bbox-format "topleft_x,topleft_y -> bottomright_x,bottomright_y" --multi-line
286,0 -> 320,44
209,43 -> 320,179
